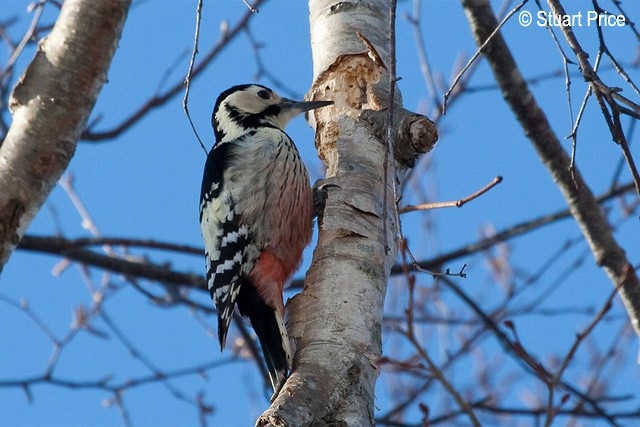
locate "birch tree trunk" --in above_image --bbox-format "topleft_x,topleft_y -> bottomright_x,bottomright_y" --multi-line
257,1 -> 437,425
0,0 -> 130,273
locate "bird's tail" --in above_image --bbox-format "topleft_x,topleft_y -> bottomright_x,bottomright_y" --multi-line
252,309 -> 291,399
237,280 -> 292,399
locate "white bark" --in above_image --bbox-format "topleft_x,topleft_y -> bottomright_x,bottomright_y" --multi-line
257,1 -> 436,425
0,0 -> 130,272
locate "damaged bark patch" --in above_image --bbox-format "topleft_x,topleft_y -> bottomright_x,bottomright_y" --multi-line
315,121 -> 340,165
313,53 -> 383,114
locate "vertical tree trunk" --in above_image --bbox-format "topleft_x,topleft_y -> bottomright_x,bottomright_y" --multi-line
258,1 -> 436,425
0,0 -> 130,273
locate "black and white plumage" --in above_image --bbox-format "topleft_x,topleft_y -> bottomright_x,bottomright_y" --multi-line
199,84 -> 332,395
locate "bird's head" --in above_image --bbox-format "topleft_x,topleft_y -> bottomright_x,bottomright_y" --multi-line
212,84 -> 333,142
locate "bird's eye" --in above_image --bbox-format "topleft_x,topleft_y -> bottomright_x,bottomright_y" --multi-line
257,90 -> 272,100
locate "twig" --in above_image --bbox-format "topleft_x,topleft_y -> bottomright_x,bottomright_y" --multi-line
543,285 -> 620,426
439,274 -> 621,425
15,181 -> 636,291
443,0 -> 529,114
398,276 -> 481,426
242,0 -> 259,13
21,235 -> 203,255
419,403 -> 640,423
82,0 -> 266,142
591,0 -> 640,98
400,175 -> 502,213
0,293 -> 59,344
611,119 -> 637,189
610,0 -> 639,40
567,51 -> 601,176
183,0 -> 207,155
533,0 -> 580,182
244,27 -> 300,98
546,0 -> 640,199
403,0 -> 441,118
100,309 -> 200,407
0,0 -> 44,80
58,173 -> 114,257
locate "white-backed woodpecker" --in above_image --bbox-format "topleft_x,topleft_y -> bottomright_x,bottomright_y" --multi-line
199,83 -> 332,396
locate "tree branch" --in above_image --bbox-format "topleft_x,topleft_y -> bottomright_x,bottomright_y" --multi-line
546,0 -> 640,198
461,0 -> 640,354
81,0 -> 266,142
17,234 -> 204,288
0,0 -> 131,272
15,181 -> 635,293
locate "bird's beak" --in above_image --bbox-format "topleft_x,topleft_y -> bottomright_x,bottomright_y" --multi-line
275,98 -> 333,128
280,98 -> 333,113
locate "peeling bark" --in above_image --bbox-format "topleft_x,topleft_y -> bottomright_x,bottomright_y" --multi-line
257,1 -> 437,425
0,0 -> 130,272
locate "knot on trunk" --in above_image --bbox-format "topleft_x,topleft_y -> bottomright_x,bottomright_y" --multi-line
360,108 -> 438,168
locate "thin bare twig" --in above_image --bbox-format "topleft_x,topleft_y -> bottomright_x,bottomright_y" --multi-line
81,0 -> 267,142
439,275 -> 620,426
183,0 -> 207,155
244,27 -> 301,99
242,0 -> 259,13
403,0 -> 441,118
567,51 -> 602,177
543,285 -> 620,426
546,0 -> 640,199
400,175 -> 502,213
532,0 -> 581,182
0,0 -> 45,80
443,0 -> 530,114
396,276 -> 481,426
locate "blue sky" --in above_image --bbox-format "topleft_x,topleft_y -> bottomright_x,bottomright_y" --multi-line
1,0 -> 639,425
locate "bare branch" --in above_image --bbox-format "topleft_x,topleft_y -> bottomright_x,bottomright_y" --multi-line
546,0 -> 640,198
17,234 -> 205,289
0,0 -> 131,271
396,275 -> 481,426
81,0 -> 267,142
0,0 -> 44,81
183,0 -> 207,155
443,0 -> 529,114
544,286 -> 619,426
14,181 -> 635,293
400,175 -> 502,213
462,0 -> 640,350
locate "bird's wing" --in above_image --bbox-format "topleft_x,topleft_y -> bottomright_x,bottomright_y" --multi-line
200,142 -> 250,350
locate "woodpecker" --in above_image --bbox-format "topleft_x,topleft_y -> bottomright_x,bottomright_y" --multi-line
199,84 -> 332,395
